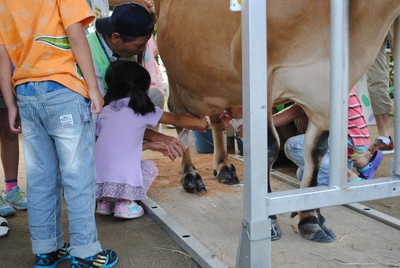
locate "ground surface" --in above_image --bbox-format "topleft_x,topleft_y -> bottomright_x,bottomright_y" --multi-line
0,116 -> 398,267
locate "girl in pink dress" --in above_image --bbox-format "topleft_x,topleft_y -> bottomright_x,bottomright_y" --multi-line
95,60 -> 207,219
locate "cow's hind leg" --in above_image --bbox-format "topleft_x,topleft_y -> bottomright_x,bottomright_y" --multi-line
209,118 -> 239,185
268,125 -> 282,240
297,129 -> 336,242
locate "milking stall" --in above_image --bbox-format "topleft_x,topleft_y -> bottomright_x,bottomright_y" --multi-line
1,1 -> 400,267
139,1 -> 400,267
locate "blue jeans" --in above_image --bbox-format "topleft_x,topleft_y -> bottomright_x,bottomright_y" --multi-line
284,135 -> 330,186
16,81 -> 101,258
284,134 -> 369,185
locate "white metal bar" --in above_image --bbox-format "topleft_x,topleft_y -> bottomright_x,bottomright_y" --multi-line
345,203 -> 400,230
329,0 -> 349,187
393,18 -> 400,176
236,0 -> 270,267
271,169 -> 400,229
140,198 -> 228,268
266,177 -> 400,215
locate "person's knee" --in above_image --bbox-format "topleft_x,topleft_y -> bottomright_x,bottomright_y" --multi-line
284,135 -> 304,159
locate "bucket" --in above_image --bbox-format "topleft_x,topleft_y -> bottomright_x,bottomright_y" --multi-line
193,130 -> 214,154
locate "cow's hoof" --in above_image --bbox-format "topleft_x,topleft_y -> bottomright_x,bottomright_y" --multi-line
298,217 -> 336,243
270,218 -> 281,241
182,173 -> 207,194
318,212 -> 337,241
216,165 -> 240,185
195,176 -> 207,193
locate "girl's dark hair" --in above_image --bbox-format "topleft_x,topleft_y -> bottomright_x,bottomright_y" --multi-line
104,60 -> 155,115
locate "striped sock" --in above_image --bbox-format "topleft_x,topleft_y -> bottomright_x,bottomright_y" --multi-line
5,179 -> 17,194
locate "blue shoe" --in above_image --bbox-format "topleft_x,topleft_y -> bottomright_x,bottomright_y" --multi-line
35,243 -> 70,268
2,186 -> 27,210
0,196 -> 15,217
70,250 -> 118,268
357,150 -> 383,180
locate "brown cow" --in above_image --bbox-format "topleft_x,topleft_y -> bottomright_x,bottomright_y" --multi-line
152,0 -> 399,243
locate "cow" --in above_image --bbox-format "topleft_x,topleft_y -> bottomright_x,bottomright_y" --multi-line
149,0 -> 400,243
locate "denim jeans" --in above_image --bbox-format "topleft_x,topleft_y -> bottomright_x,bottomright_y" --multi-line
16,81 -> 101,258
284,134 -> 369,185
284,134 -> 330,186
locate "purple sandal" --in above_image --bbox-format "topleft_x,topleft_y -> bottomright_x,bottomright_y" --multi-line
357,150 -> 383,180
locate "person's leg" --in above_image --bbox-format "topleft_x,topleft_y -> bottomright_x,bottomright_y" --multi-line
17,83 -> 64,254
0,109 -> 16,216
366,38 -> 394,150
43,88 -> 102,259
16,82 -> 64,255
374,113 -> 390,138
284,134 -> 329,185
0,108 -> 27,210
0,108 -> 19,182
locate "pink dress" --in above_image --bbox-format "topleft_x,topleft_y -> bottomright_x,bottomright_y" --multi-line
95,97 -> 163,201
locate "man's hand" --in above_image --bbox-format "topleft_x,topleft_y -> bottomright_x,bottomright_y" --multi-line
162,136 -> 185,160
143,141 -> 171,158
144,129 -> 186,160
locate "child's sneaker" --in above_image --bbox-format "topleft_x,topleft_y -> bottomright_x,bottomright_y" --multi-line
96,201 -> 115,216
114,201 -> 144,219
70,249 -> 118,268
0,196 -> 15,217
0,216 -> 9,238
34,243 -> 70,268
2,186 -> 27,210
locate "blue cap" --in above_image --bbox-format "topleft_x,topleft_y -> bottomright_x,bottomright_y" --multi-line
96,2 -> 154,37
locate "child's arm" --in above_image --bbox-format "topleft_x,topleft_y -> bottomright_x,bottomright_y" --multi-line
0,45 -> 21,133
66,22 -> 104,114
159,112 -> 208,131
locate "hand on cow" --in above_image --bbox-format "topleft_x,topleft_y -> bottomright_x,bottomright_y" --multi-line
226,106 -> 243,119
186,116 -> 210,133
216,112 -> 232,131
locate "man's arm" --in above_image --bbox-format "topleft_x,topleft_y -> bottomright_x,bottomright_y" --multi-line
272,103 -> 305,127
144,129 -> 185,160
0,45 -> 20,133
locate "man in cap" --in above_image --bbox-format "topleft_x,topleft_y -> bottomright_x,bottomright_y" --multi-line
87,2 -> 185,159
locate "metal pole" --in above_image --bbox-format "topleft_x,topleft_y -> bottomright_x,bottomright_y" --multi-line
329,0 -> 349,187
236,0 -> 270,267
393,18 -> 400,176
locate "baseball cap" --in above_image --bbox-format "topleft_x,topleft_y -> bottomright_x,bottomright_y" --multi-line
96,2 -> 154,37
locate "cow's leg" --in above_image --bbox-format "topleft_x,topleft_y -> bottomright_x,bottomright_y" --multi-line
209,117 -> 239,185
176,126 -> 208,194
297,125 -> 335,242
267,124 -> 282,240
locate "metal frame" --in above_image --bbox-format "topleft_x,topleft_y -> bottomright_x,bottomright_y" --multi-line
236,1 -> 400,267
